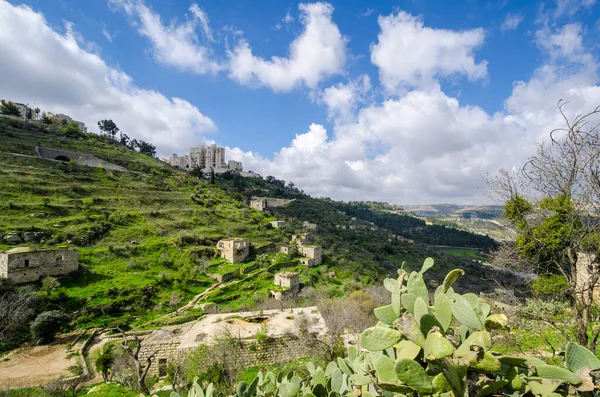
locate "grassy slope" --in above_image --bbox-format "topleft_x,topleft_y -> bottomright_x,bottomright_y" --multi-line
0,117 -> 520,334
0,118 -> 286,329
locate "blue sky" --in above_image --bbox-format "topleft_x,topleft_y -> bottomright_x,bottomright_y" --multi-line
2,0 -> 600,203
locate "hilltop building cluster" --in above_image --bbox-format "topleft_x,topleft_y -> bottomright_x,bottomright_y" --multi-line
168,144 -> 245,174
1,99 -> 87,131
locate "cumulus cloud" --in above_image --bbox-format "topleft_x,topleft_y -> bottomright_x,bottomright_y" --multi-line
554,0 -> 596,18
0,0 -> 217,156
501,13 -> 524,31
320,75 -> 371,122
227,17 -> 600,204
228,2 -> 347,92
371,11 -> 487,90
109,0 -> 221,74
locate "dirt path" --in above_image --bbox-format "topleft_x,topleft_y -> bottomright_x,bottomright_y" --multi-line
0,336 -> 79,389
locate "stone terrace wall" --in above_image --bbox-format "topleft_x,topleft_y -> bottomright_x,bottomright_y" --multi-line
36,146 -> 127,172
141,335 -> 317,377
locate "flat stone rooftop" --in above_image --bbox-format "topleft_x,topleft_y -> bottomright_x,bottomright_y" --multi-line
142,306 -> 328,351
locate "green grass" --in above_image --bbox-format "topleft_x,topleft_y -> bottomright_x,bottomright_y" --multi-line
443,248 -> 483,258
0,120 -> 286,329
0,117 -> 521,336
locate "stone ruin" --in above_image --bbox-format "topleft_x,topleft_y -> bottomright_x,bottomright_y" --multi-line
292,233 -> 311,245
138,307 -> 329,377
0,246 -> 78,284
292,233 -> 323,266
270,220 -> 287,229
271,271 -> 299,300
216,238 -> 249,264
280,245 -> 297,256
249,197 -> 296,212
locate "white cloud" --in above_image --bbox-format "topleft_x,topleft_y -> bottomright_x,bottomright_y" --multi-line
228,2 -> 347,92
554,0 -> 596,18
228,19 -> 600,204
0,0 -> 217,156
320,75 -> 371,122
501,13 -> 524,31
102,27 -> 114,41
189,3 -> 213,42
282,11 -> 294,24
370,11 -> 487,90
358,8 -> 373,18
109,0 -> 221,74
535,23 -> 587,59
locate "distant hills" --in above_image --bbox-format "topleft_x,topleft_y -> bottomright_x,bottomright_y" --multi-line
403,204 -> 504,218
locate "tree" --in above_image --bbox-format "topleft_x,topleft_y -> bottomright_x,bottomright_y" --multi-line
98,119 -> 119,141
30,310 -> 68,344
135,140 -> 156,157
40,113 -> 53,125
190,166 -> 204,179
0,100 -> 21,117
62,121 -> 82,138
210,167 -> 215,184
119,132 -> 130,146
94,344 -> 114,382
490,101 -> 600,350
116,329 -> 156,395
0,284 -> 36,351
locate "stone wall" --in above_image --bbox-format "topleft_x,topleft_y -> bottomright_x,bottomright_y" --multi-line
139,339 -> 182,377
253,242 -> 276,255
36,146 -> 127,172
0,248 -> 78,283
141,335 -> 316,377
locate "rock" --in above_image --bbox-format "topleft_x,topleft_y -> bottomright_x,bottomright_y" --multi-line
23,232 -> 35,242
5,233 -> 22,243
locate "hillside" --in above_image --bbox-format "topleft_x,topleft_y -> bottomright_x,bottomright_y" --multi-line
0,117 -> 521,351
403,204 -> 515,241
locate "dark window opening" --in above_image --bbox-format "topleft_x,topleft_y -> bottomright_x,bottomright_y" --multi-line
24,259 -> 30,267
55,155 -> 70,162
158,359 -> 167,377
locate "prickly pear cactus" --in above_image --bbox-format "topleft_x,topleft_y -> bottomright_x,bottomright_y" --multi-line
356,258 -> 590,396
170,258 -> 600,397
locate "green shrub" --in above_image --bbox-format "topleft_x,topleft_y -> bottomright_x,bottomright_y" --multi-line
532,274 -> 569,297
30,310 -> 68,344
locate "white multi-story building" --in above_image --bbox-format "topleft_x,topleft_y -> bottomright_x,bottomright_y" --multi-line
168,144 -> 246,174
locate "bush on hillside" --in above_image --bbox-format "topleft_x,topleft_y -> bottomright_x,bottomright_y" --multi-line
532,274 -> 569,298
30,310 -> 68,344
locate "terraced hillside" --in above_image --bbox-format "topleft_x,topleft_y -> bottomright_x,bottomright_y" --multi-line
0,117 -> 288,332
0,117 -> 521,353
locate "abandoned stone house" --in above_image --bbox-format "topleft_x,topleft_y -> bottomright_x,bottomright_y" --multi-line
272,271 -> 300,300
299,257 -> 314,267
216,238 -> 249,264
138,307 -> 329,376
292,233 -> 311,246
0,247 -> 78,283
270,220 -> 287,229
303,221 -> 317,230
298,246 -> 322,266
250,197 -> 267,212
250,197 -> 296,212
280,245 -> 297,256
